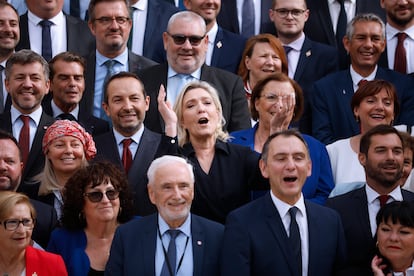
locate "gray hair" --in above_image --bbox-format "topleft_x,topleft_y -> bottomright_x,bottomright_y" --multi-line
147,155 -> 194,186
166,11 -> 206,34
345,13 -> 385,40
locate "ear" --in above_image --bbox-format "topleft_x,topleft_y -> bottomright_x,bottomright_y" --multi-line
145,95 -> 150,112
88,21 -> 96,36
306,159 -> 312,177
162,32 -> 169,51
358,152 -> 366,167
259,159 -> 269,179
102,102 -> 110,117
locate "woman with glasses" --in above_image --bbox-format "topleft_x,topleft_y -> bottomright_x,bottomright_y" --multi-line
36,120 -> 97,220
47,161 -> 134,276
230,73 -> 334,204
0,191 -> 67,275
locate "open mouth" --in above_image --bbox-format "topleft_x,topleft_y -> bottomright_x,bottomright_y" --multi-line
283,176 -> 297,182
198,117 -> 209,125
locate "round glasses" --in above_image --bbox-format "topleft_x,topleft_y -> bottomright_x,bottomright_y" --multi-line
1,218 -> 35,231
166,32 -> 205,46
84,190 -> 120,203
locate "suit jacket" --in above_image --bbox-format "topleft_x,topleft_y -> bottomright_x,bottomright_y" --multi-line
94,128 -> 177,215
221,192 -> 347,276
138,63 -> 251,134
304,0 -> 385,69
80,50 -> 157,117
325,186 -> 414,276
31,199 -> 58,249
26,245 -> 68,276
293,37 -> 339,134
106,213 -> 224,276
16,12 -> 95,58
217,0 -> 276,35
0,111 -> 55,197
42,99 -> 109,137
311,67 -> 414,144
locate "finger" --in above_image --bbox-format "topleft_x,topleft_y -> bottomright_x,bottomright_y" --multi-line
158,84 -> 166,102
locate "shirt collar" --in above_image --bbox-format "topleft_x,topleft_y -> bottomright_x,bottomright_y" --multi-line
365,184 -> 403,204
284,32 -> 305,51
158,213 -> 192,238
132,0 -> 148,11
11,105 -> 43,126
113,125 -> 144,146
28,10 -> 64,26
207,22 -> 218,45
167,66 -> 202,79
270,190 -> 306,218
349,65 -> 377,87
96,48 -> 129,67
51,100 -> 79,119
386,23 -> 414,41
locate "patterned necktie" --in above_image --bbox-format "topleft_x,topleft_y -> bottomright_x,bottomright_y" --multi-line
394,32 -> 408,74
122,138 -> 133,174
289,207 -> 302,276
19,115 -> 30,166
39,20 -> 53,61
241,0 -> 255,38
160,229 -> 180,276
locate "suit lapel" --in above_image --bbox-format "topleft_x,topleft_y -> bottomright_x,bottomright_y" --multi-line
340,71 -> 358,131
191,215 -> 205,276
82,52 -> 97,113
210,28 -> 224,67
143,1 -> 157,51
294,38 -> 312,82
65,15 -> 74,52
354,188 -> 373,241
143,215 -> 158,275
17,13 -> 30,50
317,0 -> 336,45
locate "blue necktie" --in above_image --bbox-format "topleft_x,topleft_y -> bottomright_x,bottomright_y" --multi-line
283,46 -> 293,55
178,0 -> 185,10
160,229 -> 180,276
101,60 -> 118,119
289,207 -> 302,276
39,20 -> 53,61
241,0 -> 255,38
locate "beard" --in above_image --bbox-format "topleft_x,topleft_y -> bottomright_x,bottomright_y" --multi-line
364,160 -> 403,188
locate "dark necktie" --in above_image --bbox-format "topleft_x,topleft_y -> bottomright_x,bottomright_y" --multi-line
122,138 -> 133,174
70,0 -> 80,18
283,46 -> 293,55
57,113 -> 76,121
241,0 -> 255,38
19,115 -> 30,166
178,0 -> 185,10
0,65 -> 4,114
336,0 -> 347,49
289,207 -> 302,276
39,20 -> 53,61
394,32 -> 408,74
378,195 -> 390,207
127,7 -> 137,49
358,79 -> 368,88
161,229 -> 180,276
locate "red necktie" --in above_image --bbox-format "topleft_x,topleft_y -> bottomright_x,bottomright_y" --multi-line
19,115 -> 30,165
394,32 -> 407,74
358,79 -> 368,88
378,194 -> 390,207
122,138 -> 132,174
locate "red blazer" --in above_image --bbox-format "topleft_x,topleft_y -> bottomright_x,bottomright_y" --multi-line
25,246 -> 67,276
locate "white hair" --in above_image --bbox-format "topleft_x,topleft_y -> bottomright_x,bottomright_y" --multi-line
147,155 -> 194,186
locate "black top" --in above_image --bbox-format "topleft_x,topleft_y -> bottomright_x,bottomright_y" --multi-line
88,267 -> 104,276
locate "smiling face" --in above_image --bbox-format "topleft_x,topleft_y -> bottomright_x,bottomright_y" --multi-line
260,135 -> 311,205
46,136 -> 85,176
381,0 -> 414,29
184,0 -> 220,27
0,5 -> 19,54
0,139 -> 23,191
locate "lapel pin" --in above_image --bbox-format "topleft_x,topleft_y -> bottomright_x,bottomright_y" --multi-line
43,126 -> 48,130
197,240 -> 202,246
32,273 -> 38,276
306,50 -> 311,57
342,89 -> 346,94
216,41 -> 222,49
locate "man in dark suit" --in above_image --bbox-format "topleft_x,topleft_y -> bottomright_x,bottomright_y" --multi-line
312,13 -> 414,144
221,129 -> 346,275
95,72 -> 177,216
183,0 -> 247,74
304,0 -> 386,69
42,52 -> 109,137
16,0 -> 95,60
0,130 -> 57,248
269,0 -> 338,134
138,11 -> 250,134
217,0 -> 276,36
326,124 -> 414,276
0,50 -> 55,196
81,0 -> 157,120
106,155 -> 224,275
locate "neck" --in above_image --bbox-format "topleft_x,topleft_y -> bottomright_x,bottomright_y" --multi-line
55,102 -> 77,114
55,172 -> 74,188
205,19 -> 216,33
189,135 -> 216,151
0,250 -> 25,276
351,64 -> 376,78
255,123 -> 270,153
0,49 -> 13,63
367,182 -> 399,195
248,76 -> 257,91
85,220 -> 118,239
97,46 -> 126,59
387,18 -> 414,31
277,32 -> 302,45
391,257 -> 414,273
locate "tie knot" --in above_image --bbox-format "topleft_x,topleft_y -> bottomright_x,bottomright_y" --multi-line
57,113 -> 76,121
39,20 -> 53,27
283,45 -> 293,55
122,138 -> 132,147
168,229 -> 180,240
358,79 -> 368,87
104,59 -> 117,69
289,206 -> 299,218
337,0 -> 345,5
378,195 -> 390,207
397,32 -> 408,42
20,115 -> 30,124
0,65 -> 4,72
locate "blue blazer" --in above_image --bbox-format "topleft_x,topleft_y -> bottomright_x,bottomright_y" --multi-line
221,192 -> 347,276
312,67 -> 414,144
230,125 -> 334,205
106,213 -> 224,275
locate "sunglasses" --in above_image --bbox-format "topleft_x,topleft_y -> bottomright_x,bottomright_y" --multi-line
166,32 -> 205,46
84,190 -> 120,203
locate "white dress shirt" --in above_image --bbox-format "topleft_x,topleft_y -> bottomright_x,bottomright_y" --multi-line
113,126 -> 144,161
166,66 -> 201,106
11,105 -> 43,151
328,0 -> 356,34
284,33 -> 305,79
205,23 -> 218,66
130,0 -> 148,56
385,24 -> 414,74
349,65 -> 377,92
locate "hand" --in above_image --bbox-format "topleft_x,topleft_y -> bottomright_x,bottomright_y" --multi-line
371,255 -> 391,276
157,84 -> 177,137
269,93 -> 295,134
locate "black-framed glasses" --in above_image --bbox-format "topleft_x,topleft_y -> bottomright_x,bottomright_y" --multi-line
84,190 -> 120,203
1,218 -> 35,231
272,8 -> 306,18
94,16 -> 130,26
166,32 -> 205,46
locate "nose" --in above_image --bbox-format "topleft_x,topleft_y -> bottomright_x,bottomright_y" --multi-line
0,160 -> 6,170
22,76 -> 32,87
101,192 -> 111,202
285,156 -> 296,170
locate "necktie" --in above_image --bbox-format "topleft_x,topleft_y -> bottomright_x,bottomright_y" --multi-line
394,32 -> 408,74
336,0 -> 347,49
358,79 -> 368,88
19,115 -> 30,166
39,20 -> 53,61
160,229 -> 180,276
378,194 -> 390,207
283,46 -> 293,55
102,60 -> 118,118
241,0 -> 255,38
289,207 -> 302,276
127,7 -> 137,49
57,113 -> 76,121
178,0 -> 185,10
122,138 -> 133,174
70,0 -> 80,18
0,65 -> 4,114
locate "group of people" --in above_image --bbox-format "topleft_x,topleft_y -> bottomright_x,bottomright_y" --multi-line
0,0 -> 412,275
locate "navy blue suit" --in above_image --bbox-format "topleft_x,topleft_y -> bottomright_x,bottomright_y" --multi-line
326,187 -> 414,276
221,192 -> 347,276
106,213 -> 224,275
312,67 -> 414,144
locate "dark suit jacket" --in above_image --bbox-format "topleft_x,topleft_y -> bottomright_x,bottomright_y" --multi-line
303,0 -> 386,69
80,50 -> 157,117
30,199 -> 57,249
16,12 -> 95,58
106,213 -> 224,275
42,99 -> 109,137
0,111 -> 55,197
325,187 -> 414,276
138,63 -> 251,134
293,37 -> 338,134
217,0 -> 276,35
94,128 -> 177,215
311,67 -> 414,144
221,192 -> 347,275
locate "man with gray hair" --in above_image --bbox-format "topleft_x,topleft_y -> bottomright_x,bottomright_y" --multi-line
106,155 -> 224,275
138,10 -> 250,134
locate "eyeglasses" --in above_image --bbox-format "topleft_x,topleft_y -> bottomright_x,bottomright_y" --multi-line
84,190 -> 120,203
260,93 -> 295,103
272,8 -> 306,18
94,16 -> 130,26
1,218 -> 35,231
166,32 -> 206,46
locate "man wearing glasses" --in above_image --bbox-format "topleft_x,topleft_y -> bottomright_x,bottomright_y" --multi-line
139,11 -> 250,134
80,0 -> 156,121
269,0 -> 338,134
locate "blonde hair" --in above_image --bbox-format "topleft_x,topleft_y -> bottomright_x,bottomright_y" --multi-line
0,191 -> 36,221
173,80 -> 230,147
